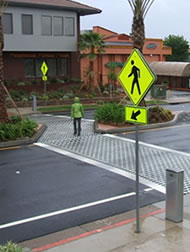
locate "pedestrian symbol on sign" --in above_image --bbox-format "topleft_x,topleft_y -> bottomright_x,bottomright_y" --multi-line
128,60 -> 141,95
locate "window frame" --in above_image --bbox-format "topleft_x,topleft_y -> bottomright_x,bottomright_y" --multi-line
41,15 -> 52,36
22,14 -> 33,35
64,17 -> 75,36
53,16 -> 64,36
2,13 -> 13,34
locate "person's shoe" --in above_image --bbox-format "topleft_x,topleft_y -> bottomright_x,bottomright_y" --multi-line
73,132 -> 76,136
78,133 -> 80,136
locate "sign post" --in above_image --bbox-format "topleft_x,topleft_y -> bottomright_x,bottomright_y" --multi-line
118,49 -> 157,233
41,61 -> 48,93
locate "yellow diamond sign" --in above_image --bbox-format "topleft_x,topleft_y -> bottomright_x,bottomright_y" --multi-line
41,61 -> 48,76
118,49 -> 157,106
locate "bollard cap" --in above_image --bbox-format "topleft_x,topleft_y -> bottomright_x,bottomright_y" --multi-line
166,168 -> 184,174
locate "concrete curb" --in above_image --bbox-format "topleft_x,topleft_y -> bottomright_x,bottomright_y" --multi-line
94,111 -> 185,134
0,124 -> 47,148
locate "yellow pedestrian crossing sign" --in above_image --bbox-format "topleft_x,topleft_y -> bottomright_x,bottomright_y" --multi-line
118,49 -> 157,106
41,61 -> 48,79
125,106 -> 147,125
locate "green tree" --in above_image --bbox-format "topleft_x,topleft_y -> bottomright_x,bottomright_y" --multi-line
164,35 -> 189,61
78,31 -> 106,93
0,0 -> 8,123
128,0 -> 155,51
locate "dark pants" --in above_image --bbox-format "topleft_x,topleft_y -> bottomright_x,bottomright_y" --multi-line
73,118 -> 81,136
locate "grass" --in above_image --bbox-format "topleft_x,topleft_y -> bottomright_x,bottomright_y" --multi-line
37,104 -> 99,113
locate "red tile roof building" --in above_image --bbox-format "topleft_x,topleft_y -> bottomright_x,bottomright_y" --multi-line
81,26 -> 172,86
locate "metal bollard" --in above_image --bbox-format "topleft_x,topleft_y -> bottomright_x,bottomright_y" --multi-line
166,168 -> 184,222
32,95 -> 37,112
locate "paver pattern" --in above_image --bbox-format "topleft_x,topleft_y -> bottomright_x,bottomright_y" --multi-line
30,114 -> 190,194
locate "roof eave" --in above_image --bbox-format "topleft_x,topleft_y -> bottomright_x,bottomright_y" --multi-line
7,1 -> 102,16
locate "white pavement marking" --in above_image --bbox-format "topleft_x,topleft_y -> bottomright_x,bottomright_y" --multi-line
0,192 -> 136,230
35,143 -> 165,194
105,134 -> 190,158
42,114 -> 94,122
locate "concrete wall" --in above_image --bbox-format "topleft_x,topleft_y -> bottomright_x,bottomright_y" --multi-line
3,6 -> 78,52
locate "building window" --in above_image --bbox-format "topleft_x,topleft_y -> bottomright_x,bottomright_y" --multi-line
46,59 -> 56,76
58,58 -> 68,76
41,16 -> 52,36
24,57 -> 69,78
22,14 -> 33,34
64,17 -> 75,36
36,58 -> 44,77
53,16 -> 63,36
2,13 -> 13,34
24,59 -> 35,77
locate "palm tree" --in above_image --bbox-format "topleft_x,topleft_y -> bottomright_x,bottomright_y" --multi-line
128,0 -> 155,51
0,0 -> 8,123
127,0 -> 155,107
78,31 -> 106,94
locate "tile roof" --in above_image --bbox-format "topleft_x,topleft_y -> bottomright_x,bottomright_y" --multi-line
7,0 -> 101,15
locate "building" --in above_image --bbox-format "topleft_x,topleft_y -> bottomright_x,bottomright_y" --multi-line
80,26 -> 172,86
2,0 -> 101,82
150,61 -> 190,89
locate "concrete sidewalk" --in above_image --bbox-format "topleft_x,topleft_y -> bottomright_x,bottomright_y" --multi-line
19,194 -> 190,252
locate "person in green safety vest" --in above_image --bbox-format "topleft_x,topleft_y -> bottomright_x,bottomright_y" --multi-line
71,97 -> 84,136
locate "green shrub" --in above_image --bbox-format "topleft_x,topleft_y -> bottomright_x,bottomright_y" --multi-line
96,100 -> 104,105
9,90 -> 27,101
95,103 -> 125,125
9,115 -> 22,124
48,91 -> 63,99
65,91 -> 74,98
0,241 -> 23,252
0,117 -> 38,141
17,81 -> 25,86
63,95 -> 69,100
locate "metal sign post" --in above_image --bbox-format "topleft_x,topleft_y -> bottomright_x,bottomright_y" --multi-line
135,124 -> 140,233
118,49 -> 157,234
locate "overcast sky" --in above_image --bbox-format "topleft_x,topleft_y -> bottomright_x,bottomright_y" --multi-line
79,0 -> 190,43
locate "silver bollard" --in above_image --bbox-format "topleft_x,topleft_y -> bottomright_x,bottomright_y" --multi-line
166,168 -> 184,222
32,95 -> 37,112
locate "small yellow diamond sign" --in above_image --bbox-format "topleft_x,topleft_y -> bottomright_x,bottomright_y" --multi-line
118,49 -> 157,106
41,61 -> 48,76
125,106 -> 147,125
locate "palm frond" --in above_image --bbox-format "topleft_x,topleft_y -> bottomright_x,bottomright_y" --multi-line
128,0 -> 155,18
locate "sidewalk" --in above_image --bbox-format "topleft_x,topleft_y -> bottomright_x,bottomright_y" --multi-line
19,194 -> 190,252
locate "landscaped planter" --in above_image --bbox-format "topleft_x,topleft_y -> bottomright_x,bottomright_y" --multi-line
6,96 -> 124,108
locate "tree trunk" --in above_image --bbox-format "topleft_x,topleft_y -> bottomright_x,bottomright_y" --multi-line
0,16 -> 8,123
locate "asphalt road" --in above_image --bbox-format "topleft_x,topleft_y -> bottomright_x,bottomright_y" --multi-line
117,111 -> 190,153
0,145 -> 164,244
68,104 -> 190,153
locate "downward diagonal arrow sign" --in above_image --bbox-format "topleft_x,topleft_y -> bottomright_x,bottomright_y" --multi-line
131,110 -> 141,120
125,106 -> 147,125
